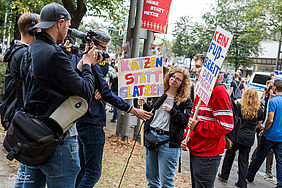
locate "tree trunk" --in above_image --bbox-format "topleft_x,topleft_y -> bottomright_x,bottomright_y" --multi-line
61,0 -> 87,29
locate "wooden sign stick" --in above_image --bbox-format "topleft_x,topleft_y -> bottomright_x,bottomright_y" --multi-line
140,105 -> 144,147
184,99 -> 202,144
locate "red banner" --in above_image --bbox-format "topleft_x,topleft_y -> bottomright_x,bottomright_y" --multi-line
141,0 -> 172,33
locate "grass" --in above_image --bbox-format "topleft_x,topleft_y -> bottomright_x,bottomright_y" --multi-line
96,129 -> 191,187
0,121 -> 192,187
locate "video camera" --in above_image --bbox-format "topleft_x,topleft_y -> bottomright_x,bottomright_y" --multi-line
68,28 -> 110,61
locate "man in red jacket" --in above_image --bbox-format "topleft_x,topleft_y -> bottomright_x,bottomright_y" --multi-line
181,53 -> 233,188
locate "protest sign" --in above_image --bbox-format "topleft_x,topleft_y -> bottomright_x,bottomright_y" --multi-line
141,0 -> 172,33
118,55 -> 164,99
194,26 -> 233,105
184,26 -> 233,143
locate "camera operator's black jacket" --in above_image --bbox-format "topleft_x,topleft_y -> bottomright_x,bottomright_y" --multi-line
77,64 -> 130,126
23,32 -> 95,120
143,97 -> 193,148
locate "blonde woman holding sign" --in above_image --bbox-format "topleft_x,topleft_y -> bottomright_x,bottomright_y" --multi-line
138,67 -> 192,188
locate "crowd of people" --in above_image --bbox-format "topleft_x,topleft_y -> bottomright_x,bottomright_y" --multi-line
0,3 -> 281,188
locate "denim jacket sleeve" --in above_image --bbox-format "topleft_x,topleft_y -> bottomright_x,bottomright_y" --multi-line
92,65 -> 131,112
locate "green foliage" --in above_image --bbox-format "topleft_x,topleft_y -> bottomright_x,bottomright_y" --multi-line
171,0 -> 280,70
0,56 -> 7,91
0,0 -> 125,40
80,1 -> 129,54
246,0 -> 282,40
171,16 -> 202,58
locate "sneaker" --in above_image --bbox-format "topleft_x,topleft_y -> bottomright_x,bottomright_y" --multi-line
111,119 -> 117,123
266,170 -> 273,178
217,174 -> 228,183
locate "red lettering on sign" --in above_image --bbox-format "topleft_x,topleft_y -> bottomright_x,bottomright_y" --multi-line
125,73 -> 134,85
144,58 -> 150,68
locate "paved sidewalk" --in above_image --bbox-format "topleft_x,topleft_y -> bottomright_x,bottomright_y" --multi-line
105,107 -> 278,188
180,151 -> 277,188
0,132 -> 18,188
0,108 -> 278,188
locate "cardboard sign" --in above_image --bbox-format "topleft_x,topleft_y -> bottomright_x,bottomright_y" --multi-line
141,0 -> 172,33
195,26 -> 233,105
118,56 -> 164,99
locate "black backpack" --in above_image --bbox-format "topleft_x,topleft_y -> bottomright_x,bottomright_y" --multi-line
0,44 -> 28,130
214,82 -> 240,148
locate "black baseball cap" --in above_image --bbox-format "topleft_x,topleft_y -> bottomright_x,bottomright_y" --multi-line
33,3 -> 71,29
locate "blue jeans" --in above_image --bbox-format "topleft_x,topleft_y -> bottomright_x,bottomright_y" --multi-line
247,136 -> 282,187
14,163 -> 26,188
145,130 -> 180,188
76,125 -> 105,188
190,154 -> 221,188
22,137 -> 80,188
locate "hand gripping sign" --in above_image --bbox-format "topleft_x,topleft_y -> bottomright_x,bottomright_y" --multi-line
184,26 -> 233,143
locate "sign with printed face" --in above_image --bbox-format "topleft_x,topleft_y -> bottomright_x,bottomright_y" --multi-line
141,0 -> 172,33
195,26 -> 233,105
118,56 -> 164,99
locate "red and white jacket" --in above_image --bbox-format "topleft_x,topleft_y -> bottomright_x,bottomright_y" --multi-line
184,80 -> 233,157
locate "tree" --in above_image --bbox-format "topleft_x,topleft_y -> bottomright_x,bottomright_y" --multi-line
245,0 -> 282,40
0,0 -> 125,40
171,16 -> 191,56
201,0 -> 268,70
171,16 -> 211,62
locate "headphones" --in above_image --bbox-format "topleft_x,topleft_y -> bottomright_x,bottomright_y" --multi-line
28,13 -> 36,36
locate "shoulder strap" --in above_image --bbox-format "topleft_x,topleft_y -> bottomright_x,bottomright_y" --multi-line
234,80 -> 238,88
20,46 -> 65,100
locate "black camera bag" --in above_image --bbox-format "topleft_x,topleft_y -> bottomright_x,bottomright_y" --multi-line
3,110 -> 62,166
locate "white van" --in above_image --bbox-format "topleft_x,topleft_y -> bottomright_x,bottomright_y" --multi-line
248,71 -> 282,97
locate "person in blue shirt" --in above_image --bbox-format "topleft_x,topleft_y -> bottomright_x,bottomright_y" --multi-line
247,77 -> 282,188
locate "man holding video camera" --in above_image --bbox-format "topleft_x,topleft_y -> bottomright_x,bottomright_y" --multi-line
21,3 -> 99,188
74,30 -> 153,187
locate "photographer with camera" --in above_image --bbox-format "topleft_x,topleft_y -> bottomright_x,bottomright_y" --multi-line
71,29 -> 153,187
21,3 -> 99,188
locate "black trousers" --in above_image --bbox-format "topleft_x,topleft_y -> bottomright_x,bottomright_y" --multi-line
190,154 -> 221,188
220,143 -> 251,188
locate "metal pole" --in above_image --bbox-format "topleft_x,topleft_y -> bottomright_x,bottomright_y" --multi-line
143,31 -> 154,56
276,40 -> 281,70
122,0 -> 143,141
131,0 -> 143,57
2,12 -> 8,55
116,0 -> 137,139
